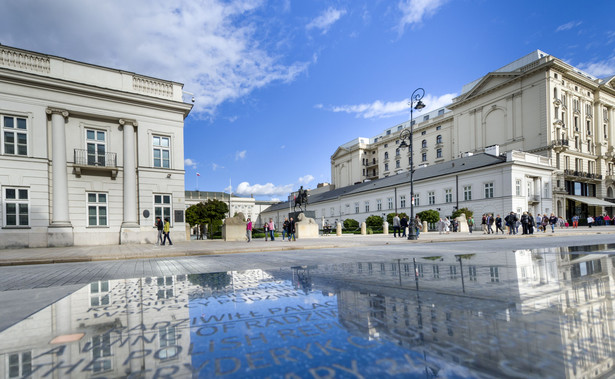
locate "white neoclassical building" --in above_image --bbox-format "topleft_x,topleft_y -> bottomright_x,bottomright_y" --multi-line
261,150 -> 554,229
0,45 -> 192,248
331,50 -> 615,221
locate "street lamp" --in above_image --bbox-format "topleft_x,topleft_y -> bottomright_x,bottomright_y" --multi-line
398,88 -> 426,240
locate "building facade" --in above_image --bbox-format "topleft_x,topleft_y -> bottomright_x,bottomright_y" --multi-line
185,190 -> 276,223
0,45 -> 192,248
331,50 -> 615,220
263,150 -> 554,229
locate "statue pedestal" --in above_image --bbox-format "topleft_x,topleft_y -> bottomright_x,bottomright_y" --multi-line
223,213 -> 247,241
455,214 -> 469,233
295,213 -> 319,239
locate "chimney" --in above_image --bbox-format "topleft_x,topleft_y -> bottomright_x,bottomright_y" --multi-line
485,145 -> 500,157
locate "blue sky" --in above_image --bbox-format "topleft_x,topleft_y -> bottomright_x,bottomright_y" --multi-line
1,0 -> 615,200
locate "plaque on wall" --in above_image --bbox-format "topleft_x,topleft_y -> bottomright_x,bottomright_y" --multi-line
174,210 -> 184,223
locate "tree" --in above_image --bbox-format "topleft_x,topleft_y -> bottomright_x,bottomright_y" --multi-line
186,200 -> 229,239
186,202 -> 207,239
416,209 -> 439,224
202,199 -> 229,238
452,207 -> 473,220
365,215 -> 383,230
344,219 -> 359,230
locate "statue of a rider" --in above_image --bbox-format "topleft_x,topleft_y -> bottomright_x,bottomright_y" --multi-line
294,186 -> 308,212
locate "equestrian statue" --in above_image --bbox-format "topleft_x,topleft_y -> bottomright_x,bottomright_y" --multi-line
293,186 -> 308,213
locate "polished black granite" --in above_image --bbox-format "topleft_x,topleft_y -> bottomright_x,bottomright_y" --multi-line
3,243 -> 615,378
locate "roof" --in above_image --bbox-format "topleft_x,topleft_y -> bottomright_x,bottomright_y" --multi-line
265,153 -> 506,212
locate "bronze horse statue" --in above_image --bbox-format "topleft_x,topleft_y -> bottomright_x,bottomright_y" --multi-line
294,186 -> 308,213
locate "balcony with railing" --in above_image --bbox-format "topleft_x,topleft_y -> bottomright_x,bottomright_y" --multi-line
552,139 -> 569,152
527,194 -> 540,204
563,169 -> 603,180
74,149 -> 118,178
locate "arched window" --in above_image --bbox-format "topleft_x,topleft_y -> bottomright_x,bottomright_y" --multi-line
422,140 -> 427,148
436,135 -> 442,144
608,187 -> 614,198
384,152 -> 389,159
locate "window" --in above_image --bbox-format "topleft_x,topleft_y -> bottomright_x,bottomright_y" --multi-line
436,149 -> 442,158
468,266 -> 477,281
432,265 -> 439,278
153,135 -> 170,168
463,186 -> 472,201
154,194 -> 172,225
8,351 -> 31,378
484,183 -> 494,198
4,188 -> 29,226
158,326 -> 178,360
422,153 -> 427,162
436,135 -> 442,144
445,189 -> 452,203
364,201 -> 370,213
376,199 -> 382,211
86,129 -> 106,165
449,265 -> 457,279
384,163 -> 389,171
2,115 -> 27,156
400,195 -> 406,208
490,266 -> 499,282
421,130 -> 426,135
87,193 -> 108,226
355,202 -> 360,214
387,197 -> 393,210
90,281 -> 110,307
395,160 -> 400,168
422,140 -> 427,148
515,179 -> 522,196
423,115 -> 429,121
384,152 -> 389,159
436,125 -> 441,130
91,333 -> 112,373
428,191 -> 435,205
384,143 -> 388,148
395,148 -> 400,156
330,207 -> 335,216
414,194 -> 419,206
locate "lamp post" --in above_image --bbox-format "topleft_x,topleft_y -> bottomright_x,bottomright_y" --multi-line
399,88 -> 426,240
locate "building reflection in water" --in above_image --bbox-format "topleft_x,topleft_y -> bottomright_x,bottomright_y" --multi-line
0,244 -> 614,378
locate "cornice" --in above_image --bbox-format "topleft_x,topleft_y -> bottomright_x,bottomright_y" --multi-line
0,67 -> 193,118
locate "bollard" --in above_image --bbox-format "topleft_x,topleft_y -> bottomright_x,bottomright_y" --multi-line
361,222 -> 367,235
383,221 -> 389,235
336,222 -> 342,236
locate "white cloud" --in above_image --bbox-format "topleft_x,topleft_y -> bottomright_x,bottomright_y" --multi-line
235,181 -> 294,196
555,21 -> 582,32
270,197 -> 281,202
325,93 -> 457,119
0,0 -> 309,116
235,150 -> 247,160
298,174 -> 314,184
397,0 -> 447,35
184,158 -> 198,169
212,163 -> 224,171
306,7 -> 346,34
280,145 -> 286,149
577,57 -> 615,78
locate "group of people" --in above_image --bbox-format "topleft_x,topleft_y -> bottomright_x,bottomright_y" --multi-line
392,214 -> 422,238
246,217 -> 296,242
155,216 -> 173,245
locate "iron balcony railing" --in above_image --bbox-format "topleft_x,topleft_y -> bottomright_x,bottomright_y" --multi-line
74,149 -> 117,168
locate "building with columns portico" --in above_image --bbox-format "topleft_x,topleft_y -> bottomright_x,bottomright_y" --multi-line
0,45 -> 192,248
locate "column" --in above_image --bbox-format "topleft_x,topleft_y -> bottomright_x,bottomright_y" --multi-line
120,119 -> 139,228
46,108 -> 71,227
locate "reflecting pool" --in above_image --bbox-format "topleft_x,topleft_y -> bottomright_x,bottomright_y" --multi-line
3,244 -> 615,378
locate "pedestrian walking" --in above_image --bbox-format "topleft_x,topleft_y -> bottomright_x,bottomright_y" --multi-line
400,216 -> 408,237
521,212 -> 529,235
481,214 -> 487,234
549,213 -> 557,233
588,215 -> 595,228
487,214 -> 494,234
528,212 -> 535,234
246,218 -> 252,242
155,216 -> 164,245
268,218 -> 275,241
572,215 -> 579,228
289,217 -> 296,241
282,217 -> 290,240
541,214 -> 548,233
264,221 -> 269,241
162,218 -> 173,245
467,216 -> 474,233
495,214 -> 504,234
414,215 -> 421,238
393,214 -> 401,237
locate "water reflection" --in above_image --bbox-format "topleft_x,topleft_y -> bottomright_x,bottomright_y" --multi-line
2,244 -> 615,378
